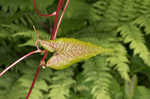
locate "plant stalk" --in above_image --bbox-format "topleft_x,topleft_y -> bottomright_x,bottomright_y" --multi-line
26,0 -> 69,98
0,50 -> 40,77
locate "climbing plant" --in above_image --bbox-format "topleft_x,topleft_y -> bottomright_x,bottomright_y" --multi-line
0,0 -> 150,99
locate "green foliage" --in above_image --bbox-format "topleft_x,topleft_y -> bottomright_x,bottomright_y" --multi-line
40,38 -> 107,70
82,56 -> 112,99
118,23 -> 150,66
1,0 -> 150,99
48,68 -> 75,99
107,43 -> 130,81
133,86 -> 150,99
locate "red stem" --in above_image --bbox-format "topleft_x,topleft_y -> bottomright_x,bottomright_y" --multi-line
26,51 -> 48,99
25,64 -> 41,99
0,0 -> 70,98
0,50 -> 40,77
51,0 -> 64,40
54,0 -> 70,38
26,0 -> 69,98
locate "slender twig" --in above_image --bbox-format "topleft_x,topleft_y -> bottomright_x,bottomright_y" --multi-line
25,51 -> 48,99
25,64 -> 41,99
26,50 -> 48,99
0,0 -> 69,98
54,0 -> 70,39
0,50 -> 40,77
26,0 -> 68,98
51,0 -> 64,40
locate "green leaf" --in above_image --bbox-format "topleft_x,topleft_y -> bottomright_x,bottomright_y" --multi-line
40,38 -> 110,70
48,68 -> 75,99
82,56 -> 112,99
107,43 -> 130,81
118,23 -> 150,66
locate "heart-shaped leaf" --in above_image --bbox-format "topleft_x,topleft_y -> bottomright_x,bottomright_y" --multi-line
40,38 -> 109,70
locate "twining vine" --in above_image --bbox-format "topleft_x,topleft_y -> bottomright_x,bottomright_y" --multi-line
1,0 -> 150,99
0,0 -> 70,98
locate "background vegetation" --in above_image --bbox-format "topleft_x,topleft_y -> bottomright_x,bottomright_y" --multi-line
0,0 -> 150,99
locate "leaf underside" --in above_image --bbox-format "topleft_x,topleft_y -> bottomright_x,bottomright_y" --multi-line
40,38 -> 106,70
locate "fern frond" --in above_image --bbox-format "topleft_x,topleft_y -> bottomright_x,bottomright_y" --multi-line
134,16 -> 150,35
48,68 -> 75,99
13,30 -> 49,47
83,56 -> 112,99
0,0 -> 54,13
90,0 -> 139,32
1,24 -> 50,47
137,0 -> 150,15
107,43 -> 130,81
118,0 -> 138,22
0,68 -> 49,99
0,71 -> 20,99
18,75 -> 48,99
118,23 -> 150,66
90,0 -> 110,22
96,0 -> 122,31
15,59 -> 53,99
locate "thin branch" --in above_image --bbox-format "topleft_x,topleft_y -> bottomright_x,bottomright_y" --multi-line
0,50 -> 40,77
26,0 -> 69,98
25,64 -> 42,99
26,65 -> 41,99
51,0 -> 64,40
26,50 -> 48,99
54,0 -> 70,39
